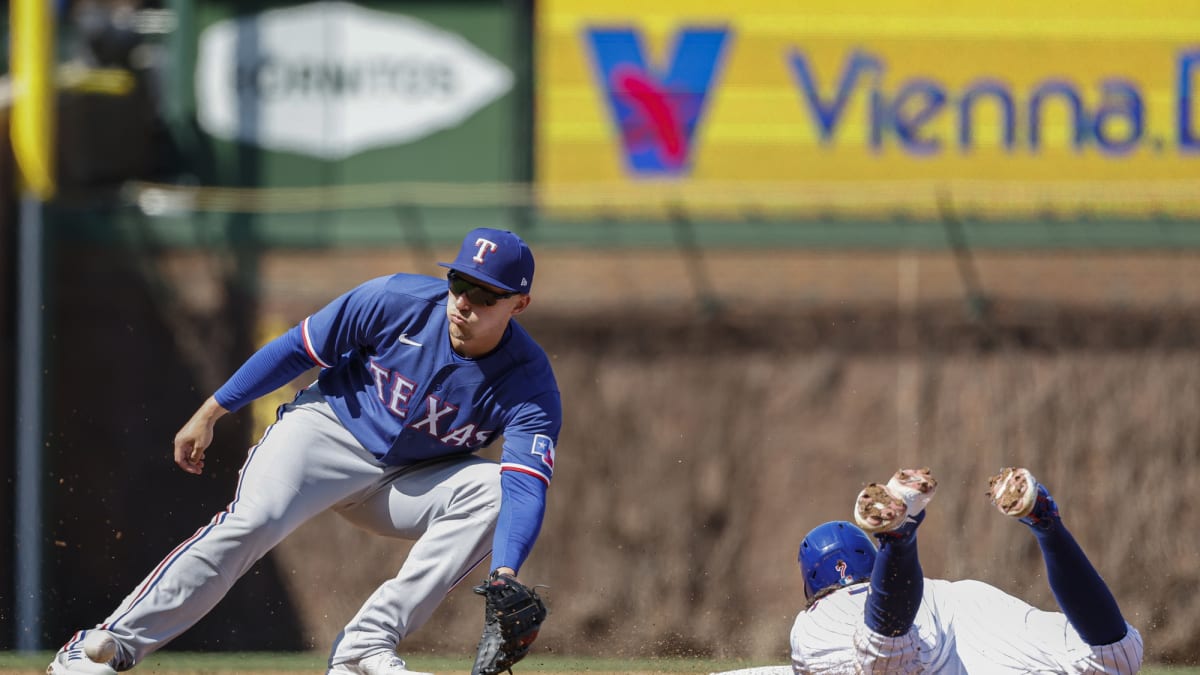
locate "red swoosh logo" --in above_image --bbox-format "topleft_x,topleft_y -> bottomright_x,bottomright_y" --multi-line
614,67 -> 687,167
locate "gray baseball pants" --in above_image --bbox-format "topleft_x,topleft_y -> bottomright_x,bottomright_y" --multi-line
93,386 -> 500,668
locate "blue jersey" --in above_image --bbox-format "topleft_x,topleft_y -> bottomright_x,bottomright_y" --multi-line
213,273 -> 562,570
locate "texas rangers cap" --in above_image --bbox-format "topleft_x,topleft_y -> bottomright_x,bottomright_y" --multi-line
438,227 -> 535,293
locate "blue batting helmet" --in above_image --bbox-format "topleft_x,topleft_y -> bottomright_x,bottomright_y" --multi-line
798,520 -> 877,600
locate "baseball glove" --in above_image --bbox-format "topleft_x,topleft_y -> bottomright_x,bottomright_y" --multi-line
470,572 -> 547,675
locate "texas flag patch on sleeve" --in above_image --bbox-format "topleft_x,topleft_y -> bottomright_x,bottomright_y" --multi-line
531,434 -> 555,471
501,433 -> 557,485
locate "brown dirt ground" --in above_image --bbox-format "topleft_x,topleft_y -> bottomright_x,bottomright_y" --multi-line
0,671 -> 675,675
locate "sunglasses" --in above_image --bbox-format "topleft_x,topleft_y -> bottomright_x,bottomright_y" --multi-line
447,270 -> 518,306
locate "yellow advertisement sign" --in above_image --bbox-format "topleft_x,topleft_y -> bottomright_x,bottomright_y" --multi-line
536,0 -> 1200,216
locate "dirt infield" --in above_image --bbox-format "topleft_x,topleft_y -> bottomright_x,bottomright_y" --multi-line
2,667 -> 686,672
0,667 -> 667,672
0,653 -> 743,674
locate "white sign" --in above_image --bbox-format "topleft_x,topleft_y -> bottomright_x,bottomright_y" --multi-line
195,2 -> 514,159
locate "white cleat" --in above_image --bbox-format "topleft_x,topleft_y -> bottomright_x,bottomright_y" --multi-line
46,638 -> 117,675
987,466 -> 1038,518
853,467 -> 938,534
327,651 -> 434,675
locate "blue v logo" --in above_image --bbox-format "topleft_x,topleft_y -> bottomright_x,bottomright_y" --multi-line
584,26 -> 731,176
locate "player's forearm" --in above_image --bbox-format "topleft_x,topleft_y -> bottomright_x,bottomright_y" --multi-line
178,396 -> 229,439
490,470 -> 547,573
214,326 -> 316,412
196,395 -> 230,423
173,395 -> 230,474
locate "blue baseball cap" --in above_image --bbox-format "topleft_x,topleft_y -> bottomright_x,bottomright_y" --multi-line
437,227 -> 535,293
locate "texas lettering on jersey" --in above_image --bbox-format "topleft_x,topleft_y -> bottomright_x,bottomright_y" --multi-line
250,274 -> 561,477
367,359 -> 494,448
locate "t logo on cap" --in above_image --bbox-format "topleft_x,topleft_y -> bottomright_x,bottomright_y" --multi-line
438,227 -> 535,294
472,238 -> 499,264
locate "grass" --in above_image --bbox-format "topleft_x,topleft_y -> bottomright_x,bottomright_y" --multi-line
3,652 -> 1198,674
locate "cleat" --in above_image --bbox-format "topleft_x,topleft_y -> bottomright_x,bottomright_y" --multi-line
988,467 -> 1038,517
988,467 -> 1059,529
854,468 -> 937,535
327,651 -> 433,675
46,638 -> 117,675
854,482 -> 905,533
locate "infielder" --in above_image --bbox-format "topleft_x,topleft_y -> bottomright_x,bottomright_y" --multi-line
715,466 -> 1143,675
49,228 -> 561,675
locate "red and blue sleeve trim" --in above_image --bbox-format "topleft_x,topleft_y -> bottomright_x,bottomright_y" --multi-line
301,317 -> 333,368
500,462 -> 550,486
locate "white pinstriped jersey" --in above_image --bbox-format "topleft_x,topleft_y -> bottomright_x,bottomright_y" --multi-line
790,579 -> 1143,674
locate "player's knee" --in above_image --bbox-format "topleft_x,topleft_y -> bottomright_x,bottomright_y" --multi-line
215,499 -> 298,547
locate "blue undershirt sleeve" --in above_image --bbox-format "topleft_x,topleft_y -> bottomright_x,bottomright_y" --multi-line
865,516 -> 924,636
1030,517 -> 1127,645
213,325 -> 318,413
490,469 -> 547,573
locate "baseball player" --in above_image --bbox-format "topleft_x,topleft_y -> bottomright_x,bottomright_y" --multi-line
715,466 -> 1143,675
48,228 -> 562,675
